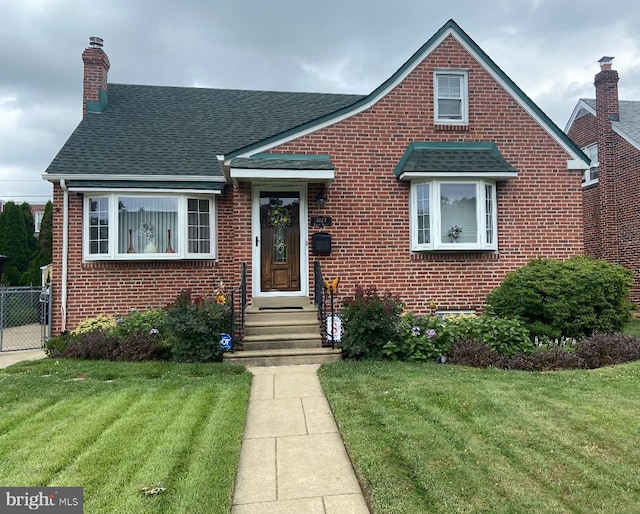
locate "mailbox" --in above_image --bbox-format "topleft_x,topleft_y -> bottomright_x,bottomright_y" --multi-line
312,232 -> 332,255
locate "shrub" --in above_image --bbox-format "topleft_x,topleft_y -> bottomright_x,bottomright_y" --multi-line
165,290 -> 231,363
113,332 -> 168,362
486,257 -> 633,339
45,332 -> 75,358
340,285 -> 404,360
62,330 -> 118,360
112,308 -> 168,340
438,314 -> 533,356
575,333 -> 640,369
508,348 -> 583,371
72,314 -> 117,336
383,312 -> 443,362
449,339 -> 507,368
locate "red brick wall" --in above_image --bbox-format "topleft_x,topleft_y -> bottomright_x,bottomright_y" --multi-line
265,35 -> 583,314
52,35 -> 584,329
566,111 -> 601,258
51,184 -> 240,333
612,136 -> 640,301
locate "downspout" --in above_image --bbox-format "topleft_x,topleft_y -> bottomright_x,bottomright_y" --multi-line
60,179 -> 69,332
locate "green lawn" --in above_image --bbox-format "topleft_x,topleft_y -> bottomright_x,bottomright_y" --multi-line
319,360 -> 640,513
623,318 -> 640,337
0,359 -> 252,514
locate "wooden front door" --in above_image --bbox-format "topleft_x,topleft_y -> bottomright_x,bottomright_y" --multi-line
260,192 -> 300,292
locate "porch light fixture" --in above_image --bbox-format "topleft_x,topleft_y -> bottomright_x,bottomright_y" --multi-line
316,188 -> 327,208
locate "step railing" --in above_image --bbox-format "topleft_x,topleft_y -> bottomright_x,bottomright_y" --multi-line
228,263 -> 247,353
314,261 -> 331,347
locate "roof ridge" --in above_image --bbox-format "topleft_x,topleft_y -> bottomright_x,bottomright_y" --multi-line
107,82 -> 367,98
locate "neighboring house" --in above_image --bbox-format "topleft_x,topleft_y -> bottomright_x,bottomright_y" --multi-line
0,200 -> 4,213
30,204 -> 47,235
565,57 -> 640,303
44,20 -> 588,335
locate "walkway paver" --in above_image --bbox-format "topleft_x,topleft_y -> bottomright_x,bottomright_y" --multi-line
232,364 -> 369,514
0,348 -> 46,369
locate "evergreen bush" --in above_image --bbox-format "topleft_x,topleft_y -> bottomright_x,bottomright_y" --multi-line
486,257 -> 633,339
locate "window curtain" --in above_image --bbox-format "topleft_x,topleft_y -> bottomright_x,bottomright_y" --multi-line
117,197 -> 178,254
440,183 -> 477,244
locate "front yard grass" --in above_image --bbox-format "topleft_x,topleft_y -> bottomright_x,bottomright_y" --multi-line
319,360 -> 640,513
0,359 -> 252,513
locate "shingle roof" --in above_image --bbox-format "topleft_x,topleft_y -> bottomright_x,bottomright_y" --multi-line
582,99 -> 640,144
394,142 -> 518,178
229,157 -> 334,170
45,84 -> 364,177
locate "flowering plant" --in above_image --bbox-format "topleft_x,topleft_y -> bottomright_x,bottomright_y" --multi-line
448,224 -> 463,241
142,222 -> 155,240
213,280 -> 227,305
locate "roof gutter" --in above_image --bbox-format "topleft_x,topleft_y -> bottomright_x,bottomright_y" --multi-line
60,179 -> 69,332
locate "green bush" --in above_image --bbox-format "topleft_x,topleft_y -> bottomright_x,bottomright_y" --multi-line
45,332 -> 76,358
165,290 -> 231,363
72,314 -> 117,335
383,312 -> 443,362
340,285 -> 404,360
112,308 -> 168,340
438,314 -> 533,356
486,257 -> 633,339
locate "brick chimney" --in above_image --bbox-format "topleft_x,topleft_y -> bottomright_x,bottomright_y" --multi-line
81,36 -> 110,117
595,56 -> 620,263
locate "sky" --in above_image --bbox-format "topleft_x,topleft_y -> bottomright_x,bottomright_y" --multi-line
1,0 -> 640,204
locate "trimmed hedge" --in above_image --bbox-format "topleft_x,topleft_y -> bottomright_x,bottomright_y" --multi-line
486,257 -> 633,339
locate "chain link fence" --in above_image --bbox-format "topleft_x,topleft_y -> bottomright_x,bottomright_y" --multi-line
0,286 -> 51,351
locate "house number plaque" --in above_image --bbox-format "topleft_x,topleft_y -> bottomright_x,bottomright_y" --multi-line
311,216 -> 332,228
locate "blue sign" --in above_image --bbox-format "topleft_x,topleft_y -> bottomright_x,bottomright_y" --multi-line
219,333 -> 233,352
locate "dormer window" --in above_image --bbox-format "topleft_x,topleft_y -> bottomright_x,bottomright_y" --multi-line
434,70 -> 468,125
582,144 -> 599,186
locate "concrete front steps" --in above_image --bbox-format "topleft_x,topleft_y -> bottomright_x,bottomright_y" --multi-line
223,296 -> 342,367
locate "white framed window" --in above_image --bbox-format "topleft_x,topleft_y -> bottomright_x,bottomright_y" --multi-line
434,70 -> 468,124
84,193 -> 216,260
34,211 -> 44,233
582,144 -> 598,186
410,180 -> 497,251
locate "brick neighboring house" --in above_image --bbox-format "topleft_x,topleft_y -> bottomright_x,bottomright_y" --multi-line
44,20 -> 588,337
566,57 -> 640,303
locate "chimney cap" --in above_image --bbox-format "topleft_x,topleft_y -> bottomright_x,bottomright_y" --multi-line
598,56 -> 615,69
89,36 -> 104,48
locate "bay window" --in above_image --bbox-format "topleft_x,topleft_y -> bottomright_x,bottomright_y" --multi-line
410,180 -> 497,251
84,194 -> 215,260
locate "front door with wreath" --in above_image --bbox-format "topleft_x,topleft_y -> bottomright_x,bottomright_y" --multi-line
259,192 -> 300,291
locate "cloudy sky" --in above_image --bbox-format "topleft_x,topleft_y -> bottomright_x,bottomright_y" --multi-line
2,0 -> 640,204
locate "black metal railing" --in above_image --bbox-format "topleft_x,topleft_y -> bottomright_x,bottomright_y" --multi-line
314,261 -> 328,347
228,263 -> 247,353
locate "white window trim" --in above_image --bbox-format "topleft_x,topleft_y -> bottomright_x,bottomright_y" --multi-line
581,143 -> 599,187
409,179 -> 497,251
434,69 -> 469,125
83,193 -> 217,261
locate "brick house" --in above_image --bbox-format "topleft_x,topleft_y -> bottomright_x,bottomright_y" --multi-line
44,20 -> 588,352
565,57 -> 640,303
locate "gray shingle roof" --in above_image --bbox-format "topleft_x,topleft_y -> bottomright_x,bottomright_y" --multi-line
45,84 -> 364,177
582,98 -> 640,144
229,157 -> 334,170
394,142 -> 518,177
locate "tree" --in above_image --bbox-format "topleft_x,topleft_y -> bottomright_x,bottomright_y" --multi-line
0,202 -> 31,286
24,201 -> 53,286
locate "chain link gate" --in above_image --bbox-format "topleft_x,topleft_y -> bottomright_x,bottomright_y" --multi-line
0,286 -> 51,351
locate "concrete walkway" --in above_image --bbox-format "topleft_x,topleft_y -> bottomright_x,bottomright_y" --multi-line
0,348 -> 47,369
232,364 -> 369,514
